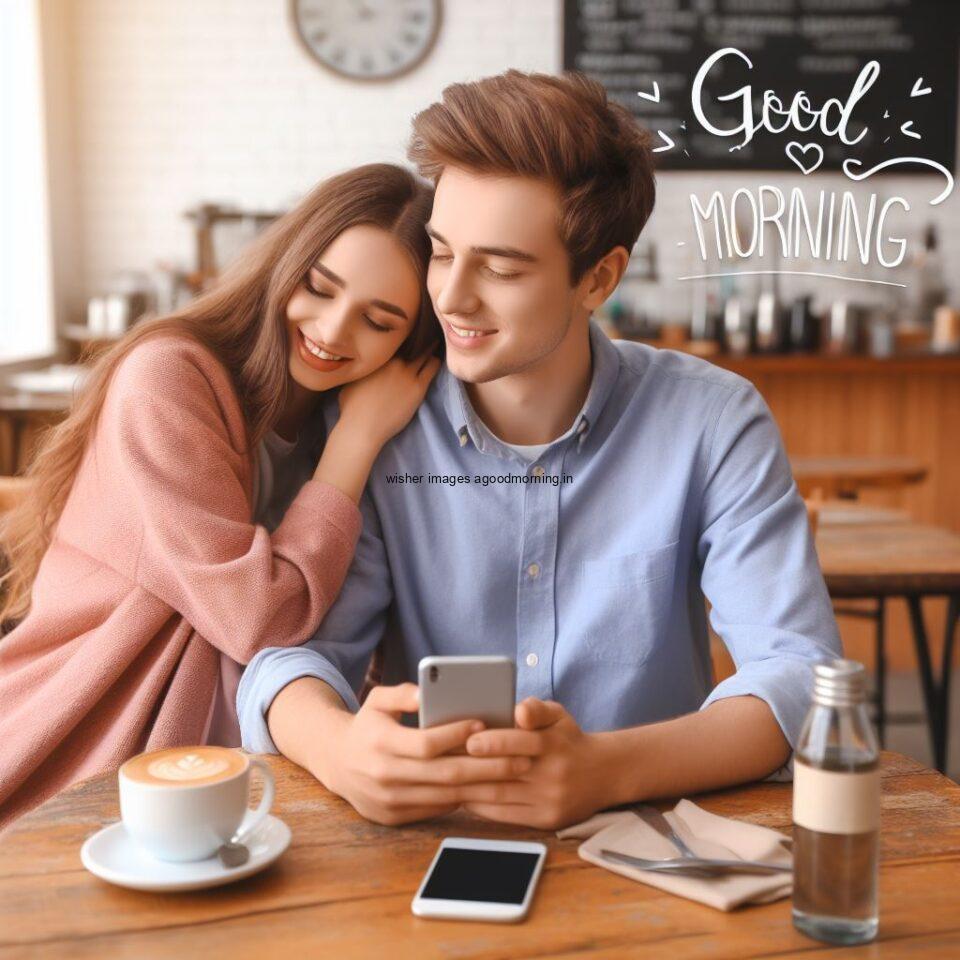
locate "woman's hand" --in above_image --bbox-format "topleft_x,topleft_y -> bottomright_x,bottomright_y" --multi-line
338,354 -> 440,447
313,354 -> 440,503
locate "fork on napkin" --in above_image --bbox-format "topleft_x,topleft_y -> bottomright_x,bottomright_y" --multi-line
556,799 -> 793,911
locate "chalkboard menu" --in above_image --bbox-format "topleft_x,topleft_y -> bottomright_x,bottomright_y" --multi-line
563,0 -> 959,173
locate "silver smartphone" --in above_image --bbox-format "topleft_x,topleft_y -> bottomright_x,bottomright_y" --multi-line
418,656 -> 516,729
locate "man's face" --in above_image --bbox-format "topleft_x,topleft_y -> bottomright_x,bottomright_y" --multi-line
426,167 -> 586,384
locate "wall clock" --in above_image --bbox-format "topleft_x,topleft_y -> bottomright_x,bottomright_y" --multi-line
291,0 -> 442,82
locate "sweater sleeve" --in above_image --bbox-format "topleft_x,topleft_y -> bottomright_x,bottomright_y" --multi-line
105,339 -> 362,663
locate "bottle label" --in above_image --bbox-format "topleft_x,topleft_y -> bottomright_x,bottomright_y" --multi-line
792,762 -> 880,834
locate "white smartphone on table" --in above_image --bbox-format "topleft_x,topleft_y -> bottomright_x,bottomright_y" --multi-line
418,656 -> 516,730
411,837 -> 547,922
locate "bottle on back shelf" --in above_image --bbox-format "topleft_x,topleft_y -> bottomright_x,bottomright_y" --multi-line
912,224 -> 946,327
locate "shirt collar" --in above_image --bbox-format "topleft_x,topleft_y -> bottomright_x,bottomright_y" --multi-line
440,319 -> 621,457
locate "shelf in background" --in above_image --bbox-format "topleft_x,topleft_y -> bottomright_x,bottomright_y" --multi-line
621,338 -> 960,374
707,353 -> 960,375
60,323 -> 123,344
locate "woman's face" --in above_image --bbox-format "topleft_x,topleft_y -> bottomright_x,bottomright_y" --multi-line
286,224 -> 422,392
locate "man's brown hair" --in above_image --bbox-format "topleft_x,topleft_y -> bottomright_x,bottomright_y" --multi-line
408,69 -> 656,283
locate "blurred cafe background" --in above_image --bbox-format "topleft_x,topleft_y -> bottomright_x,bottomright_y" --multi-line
1,1 -> 958,781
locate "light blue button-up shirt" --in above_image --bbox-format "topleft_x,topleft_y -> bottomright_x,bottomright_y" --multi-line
238,322 -> 841,779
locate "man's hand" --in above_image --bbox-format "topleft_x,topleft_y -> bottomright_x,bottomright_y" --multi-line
273,678 -> 794,831
319,683 -> 533,827
458,697 -> 615,830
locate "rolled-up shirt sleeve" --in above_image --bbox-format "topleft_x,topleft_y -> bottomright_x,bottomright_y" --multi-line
238,490 -> 394,753
696,384 -> 841,778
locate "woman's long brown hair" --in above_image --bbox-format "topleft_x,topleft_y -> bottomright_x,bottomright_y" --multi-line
0,163 -> 436,623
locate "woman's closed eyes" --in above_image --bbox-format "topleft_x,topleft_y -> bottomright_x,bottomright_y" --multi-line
304,270 -> 394,332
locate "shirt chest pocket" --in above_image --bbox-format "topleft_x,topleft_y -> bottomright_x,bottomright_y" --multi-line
577,541 -> 680,666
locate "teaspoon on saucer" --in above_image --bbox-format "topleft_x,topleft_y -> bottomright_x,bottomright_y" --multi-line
218,837 -> 250,868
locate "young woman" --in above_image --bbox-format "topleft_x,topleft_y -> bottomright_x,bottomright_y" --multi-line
0,163 -> 440,827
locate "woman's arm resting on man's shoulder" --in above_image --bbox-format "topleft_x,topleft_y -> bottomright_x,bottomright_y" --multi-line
109,343 -> 362,663
313,355 -> 440,504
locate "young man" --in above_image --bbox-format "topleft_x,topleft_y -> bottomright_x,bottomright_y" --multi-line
238,71 -> 841,829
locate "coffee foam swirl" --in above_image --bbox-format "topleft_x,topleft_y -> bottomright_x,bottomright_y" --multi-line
147,753 -> 232,782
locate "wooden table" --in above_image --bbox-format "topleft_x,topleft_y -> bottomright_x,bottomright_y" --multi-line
792,456 -> 928,500
1,752 -> 958,958
817,502 -> 909,527
817,522 -> 960,773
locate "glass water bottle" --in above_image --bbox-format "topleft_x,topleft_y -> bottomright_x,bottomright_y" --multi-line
792,659 -> 880,945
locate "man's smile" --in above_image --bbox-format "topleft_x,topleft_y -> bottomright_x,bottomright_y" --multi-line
442,317 -> 498,348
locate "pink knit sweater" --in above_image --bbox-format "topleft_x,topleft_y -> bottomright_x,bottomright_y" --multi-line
0,337 -> 361,828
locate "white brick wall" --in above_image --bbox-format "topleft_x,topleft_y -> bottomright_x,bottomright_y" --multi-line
54,0 -> 958,322
56,0 -> 560,315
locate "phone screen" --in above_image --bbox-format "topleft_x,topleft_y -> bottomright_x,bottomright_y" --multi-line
420,848 -> 540,905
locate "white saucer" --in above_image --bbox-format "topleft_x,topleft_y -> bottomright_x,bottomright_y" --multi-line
80,811 -> 291,892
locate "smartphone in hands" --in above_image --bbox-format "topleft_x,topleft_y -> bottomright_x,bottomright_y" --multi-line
418,656 -> 516,730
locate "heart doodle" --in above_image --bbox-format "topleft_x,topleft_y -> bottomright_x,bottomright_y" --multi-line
786,141 -> 824,175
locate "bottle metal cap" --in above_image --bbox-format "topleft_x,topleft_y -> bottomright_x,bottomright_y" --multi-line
813,658 -> 868,707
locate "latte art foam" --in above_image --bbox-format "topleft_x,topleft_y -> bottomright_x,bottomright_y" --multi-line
121,746 -> 247,786
148,753 -> 232,782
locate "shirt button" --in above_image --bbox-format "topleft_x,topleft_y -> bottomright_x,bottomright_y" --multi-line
459,432 -> 468,447
527,562 -> 540,578
532,466 -> 545,478
526,653 -> 539,667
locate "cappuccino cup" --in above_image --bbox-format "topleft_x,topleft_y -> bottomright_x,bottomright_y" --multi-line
119,746 -> 274,862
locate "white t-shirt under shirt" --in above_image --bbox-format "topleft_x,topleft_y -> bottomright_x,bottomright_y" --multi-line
494,421 -> 580,463
204,427 -> 321,746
